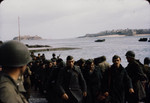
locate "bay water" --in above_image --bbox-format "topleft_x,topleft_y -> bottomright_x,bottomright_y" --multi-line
22,35 -> 150,67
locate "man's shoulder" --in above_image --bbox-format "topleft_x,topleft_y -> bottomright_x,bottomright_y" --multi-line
0,75 -> 13,88
74,65 -> 80,69
74,66 -> 81,72
0,74 -> 16,89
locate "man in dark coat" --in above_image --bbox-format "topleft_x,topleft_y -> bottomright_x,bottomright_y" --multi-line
46,60 -> 61,103
125,51 -> 147,103
143,57 -> 150,103
83,59 -> 102,103
57,55 -> 87,103
102,55 -> 134,103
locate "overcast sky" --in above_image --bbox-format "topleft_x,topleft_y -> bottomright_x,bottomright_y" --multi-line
0,0 -> 150,40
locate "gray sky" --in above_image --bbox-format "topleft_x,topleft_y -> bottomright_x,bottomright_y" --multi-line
0,0 -> 150,40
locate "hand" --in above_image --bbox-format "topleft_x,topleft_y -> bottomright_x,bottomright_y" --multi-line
129,88 -> 134,94
97,95 -> 106,101
62,93 -> 69,100
83,92 -> 87,97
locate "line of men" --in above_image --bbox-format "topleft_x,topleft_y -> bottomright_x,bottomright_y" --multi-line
0,40 -> 150,103
29,51 -> 150,103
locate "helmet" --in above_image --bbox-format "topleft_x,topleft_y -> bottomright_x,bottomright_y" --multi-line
144,57 -> 150,64
125,51 -> 135,58
52,53 -> 56,56
0,40 -> 32,67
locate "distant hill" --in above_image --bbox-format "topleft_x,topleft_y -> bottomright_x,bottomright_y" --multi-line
79,29 -> 150,38
13,35 -> 43,40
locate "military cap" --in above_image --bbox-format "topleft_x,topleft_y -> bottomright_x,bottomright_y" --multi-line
125,51 -> 135,58
144,57 -> 150,64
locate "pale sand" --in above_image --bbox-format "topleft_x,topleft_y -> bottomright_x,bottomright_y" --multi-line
98,35 -> 126,38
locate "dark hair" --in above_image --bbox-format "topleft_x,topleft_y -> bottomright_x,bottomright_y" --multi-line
79,58 -> 85,64
86,59 -> 94,65
112,55 -> 121,61
66,55 -> 73,61
57,58 -> 63,63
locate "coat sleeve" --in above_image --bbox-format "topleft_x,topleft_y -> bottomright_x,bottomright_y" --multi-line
56,69 -> 66,96
123,69 -> 133,89
78,67 -> 87,93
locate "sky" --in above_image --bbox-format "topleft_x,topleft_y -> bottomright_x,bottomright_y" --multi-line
0,0 -> 150,40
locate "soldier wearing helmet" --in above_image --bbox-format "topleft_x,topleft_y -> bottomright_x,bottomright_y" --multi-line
0,40 -> 32,103
51,53 -> 57,62
125,50 -> 147,103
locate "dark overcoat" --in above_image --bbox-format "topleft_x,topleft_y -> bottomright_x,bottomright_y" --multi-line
103,64 -> 132,103
83,67 -> 102,103
57,66 -> 87,103
125,60 -> 147,102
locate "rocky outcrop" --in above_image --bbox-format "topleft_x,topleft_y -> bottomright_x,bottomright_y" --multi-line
26,44 -> 51,48
79,29 -> 150,38
13,35 -> 42,40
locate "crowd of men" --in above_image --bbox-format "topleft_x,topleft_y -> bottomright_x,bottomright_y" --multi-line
0,40 -> 150,103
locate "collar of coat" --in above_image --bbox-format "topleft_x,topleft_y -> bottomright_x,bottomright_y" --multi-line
0,73 -> 18,90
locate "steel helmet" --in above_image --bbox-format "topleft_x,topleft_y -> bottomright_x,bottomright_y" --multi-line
144,57 -> 150,64
125,51 -> 135,58
0,40 -> 32,67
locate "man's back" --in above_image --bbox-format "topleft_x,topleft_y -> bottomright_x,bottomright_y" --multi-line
0,73 -> 28,103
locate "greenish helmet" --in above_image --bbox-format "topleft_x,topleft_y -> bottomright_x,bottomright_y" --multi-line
125,51 -> 135,58
0,40 -> 32,67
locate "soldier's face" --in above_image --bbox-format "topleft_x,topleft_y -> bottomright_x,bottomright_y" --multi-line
49,62 -> 53,68
113,58 -> 121,68
67,59 -> 74,68
126,56 -> 132,63
0,67 -> 2,71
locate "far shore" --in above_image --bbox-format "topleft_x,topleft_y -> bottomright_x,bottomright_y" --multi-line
134,34 -> 150,36
98,34 -> 150,38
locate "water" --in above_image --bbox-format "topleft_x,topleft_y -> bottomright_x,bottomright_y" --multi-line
22,35 -> 150,67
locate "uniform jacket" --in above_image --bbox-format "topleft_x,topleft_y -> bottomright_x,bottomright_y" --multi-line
57,66 -> 87,103
83,66 -> 102,103
0,73 -> 28,103
125,60 -> 147,101
103,64 -> 132,103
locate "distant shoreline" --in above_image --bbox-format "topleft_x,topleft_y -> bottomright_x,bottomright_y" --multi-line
134,34 -> 150,36
97,34 -> 150,38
